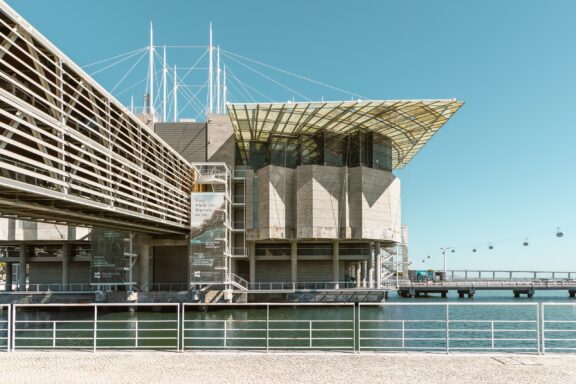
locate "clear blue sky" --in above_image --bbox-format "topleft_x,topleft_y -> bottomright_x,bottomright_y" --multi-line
7,0 -> 576,271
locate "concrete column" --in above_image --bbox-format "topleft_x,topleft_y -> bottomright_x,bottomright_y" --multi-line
368,242 -> 375,289
18,244 -> 27,291
67,226 -> 76,240
62,243 -> 70,292
355,262 -> 361,288
249,242 -> 256,285
138,235 -> 151,292
290,240 -> 297,286
7,219 -> 15,240
5,263 -> 12,292
362,260 -> 368,288
375,242 -> 382,288
332,241 -> 339,289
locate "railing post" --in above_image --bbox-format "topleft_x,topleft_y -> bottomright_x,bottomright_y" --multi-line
309,321 -> 312,349
445,304 -> 450,353
177,303 -> 181,352
135,320 -> 139,349
356,304 -> 360,353
180,304 -> 185,352
536,303 -> 541,355
52,321 -> 56,348
11,305 -> 16,352
541,304 -> 546,354
401,320 -> 405,350
93,305 -> 98,352
224,320 -> 227,349
266,305 -> 269,352
490,321 -> 494,350
353,303 -> 357,353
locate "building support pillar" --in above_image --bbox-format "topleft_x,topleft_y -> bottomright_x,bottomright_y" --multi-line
18,244 -> 27,291
290,240 -> 297,288
361,260 -> 367,288
138,235 -> 151,292
332,241 -> 339,289
62,243 -> 70,292
375,242 -> 382,288
355,262 -> 361,288
5,263 -> 12,292
7,219 -> 15,240
249,242 -> 256,285
368,242 -> 375,289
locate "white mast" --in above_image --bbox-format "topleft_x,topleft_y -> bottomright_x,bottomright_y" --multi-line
216,46 -> 221,114
208,23 -> 213,114
162,46 -> 167,122
130,95 -> 134,113
173,65 -> 178,122
148,22 -> 155,117
223,66 -> 227,113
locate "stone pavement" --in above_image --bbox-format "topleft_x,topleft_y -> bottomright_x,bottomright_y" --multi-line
1,352 -> 575,384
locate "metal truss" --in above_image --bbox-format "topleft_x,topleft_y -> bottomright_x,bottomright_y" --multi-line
0,2 -> 193,234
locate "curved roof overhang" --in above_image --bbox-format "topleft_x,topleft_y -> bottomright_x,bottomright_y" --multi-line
227,99 -> 463,169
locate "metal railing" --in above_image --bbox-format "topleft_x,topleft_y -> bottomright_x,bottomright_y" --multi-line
12,303 -> 180,351
1,283 -> 97,293
542,303 -> 576,353
150,283 -> 190,292
2,302 -> 576,354
181,303 -> 355,351
402,280 -> 576,289
0,304 -> 10,351
241,280 -> 400,291
448,270 -> 576,281
358,303 -> 540,353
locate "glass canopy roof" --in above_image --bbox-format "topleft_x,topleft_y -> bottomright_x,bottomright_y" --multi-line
227,99 -> 463,169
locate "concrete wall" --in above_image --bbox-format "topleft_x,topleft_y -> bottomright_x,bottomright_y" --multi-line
29,262 -> 61,285
28,261 -> 89,285
297,260 -> 343,282
244,164 -> 400,242
69,262 -> 90,284
255,260 -> 291,282
296,165 -> 346,239
249,165 -> 296,240
0,219 -> 91,241
206,113 -> 235,168
349,167 -> 401,242
155,122 -> 207,162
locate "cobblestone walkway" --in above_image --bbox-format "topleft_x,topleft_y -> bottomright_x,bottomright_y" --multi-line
1,352 -> 575,384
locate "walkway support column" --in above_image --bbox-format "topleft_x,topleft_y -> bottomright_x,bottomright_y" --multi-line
290,240 -> 297,289
6,219 -> 15,292
362,260 -> 368,288
62,242 -> 70,292
355,262 -> 361,288
5,263 -> 12,292
18,244 -> 27,291
249,242 -> 256,285
332,241 -> 339,289
138,235 -> 151,292
375,242 -> 382,288
368,242 -> 375,288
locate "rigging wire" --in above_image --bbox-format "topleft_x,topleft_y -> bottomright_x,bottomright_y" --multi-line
221,48 -> 366,99
89,48 -> 147,76
82,47 -> 147,68
221,52 -> 310,101
222,59 -> 274,102
110,50 -> 148,93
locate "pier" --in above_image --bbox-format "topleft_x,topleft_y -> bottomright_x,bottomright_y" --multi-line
397,269 -> 576,298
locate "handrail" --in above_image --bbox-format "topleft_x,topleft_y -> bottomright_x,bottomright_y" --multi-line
2,302 -> 576,354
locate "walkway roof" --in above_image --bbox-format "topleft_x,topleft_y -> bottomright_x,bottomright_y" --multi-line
227,99 -> 463,169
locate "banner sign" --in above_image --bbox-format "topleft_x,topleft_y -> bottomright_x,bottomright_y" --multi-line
189,193 -> 226,283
